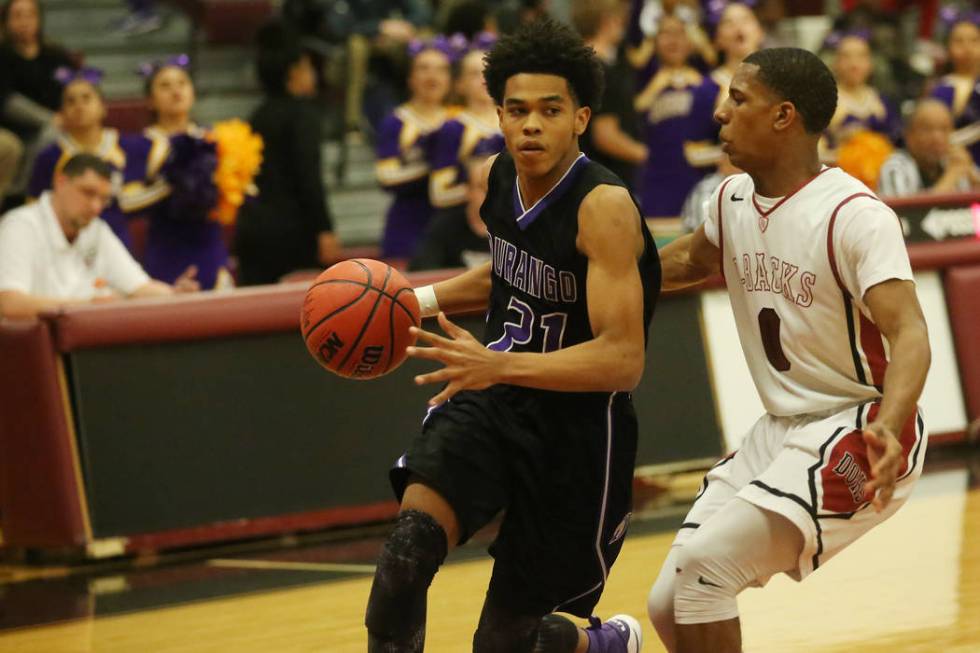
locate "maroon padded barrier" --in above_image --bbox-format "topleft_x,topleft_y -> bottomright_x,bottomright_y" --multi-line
0,321 -> 87,547
45,284 -> 306,352
45,270 -> 463,353
944,265 -> 980,420
907,239 -> 980,269
885,192 -> 980,210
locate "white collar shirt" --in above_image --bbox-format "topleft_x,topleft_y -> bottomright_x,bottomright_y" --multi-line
0,192 -> 149,300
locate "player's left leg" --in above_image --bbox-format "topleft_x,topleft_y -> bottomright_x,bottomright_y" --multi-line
672,400 -> 927,653
672,498 -> 803,653
519,393 -> 643,653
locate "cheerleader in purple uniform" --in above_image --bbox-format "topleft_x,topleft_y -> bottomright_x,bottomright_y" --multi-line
428,38 -> 503,210
130,57 -> 230,289
709,2 -> 764,103
376,39 -> 451,261
28,68 -> 134,247
825,33 -> 900,151
930,16 -> 980,165
636,14 -> 720,219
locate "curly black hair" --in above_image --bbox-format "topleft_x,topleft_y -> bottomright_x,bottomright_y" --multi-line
744,48 -> 838,134
483,17 -> 604,110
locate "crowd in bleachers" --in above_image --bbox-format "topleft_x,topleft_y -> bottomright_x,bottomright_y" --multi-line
0,0 -> 977,318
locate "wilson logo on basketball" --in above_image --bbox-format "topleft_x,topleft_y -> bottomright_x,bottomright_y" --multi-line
352,345 -> 385,377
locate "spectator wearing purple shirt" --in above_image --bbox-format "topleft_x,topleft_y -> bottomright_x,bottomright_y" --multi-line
28,69 -> 161,251
930,18 -> 980,165
636,14 -> 719,219
375,42 -> 451,261
428,44 -> 503,211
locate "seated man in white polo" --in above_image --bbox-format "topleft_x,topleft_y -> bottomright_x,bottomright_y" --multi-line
0,153 -> 198,319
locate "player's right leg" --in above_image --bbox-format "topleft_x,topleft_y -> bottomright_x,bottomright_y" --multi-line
365,479 -> 459,652
366,389 -> 511,652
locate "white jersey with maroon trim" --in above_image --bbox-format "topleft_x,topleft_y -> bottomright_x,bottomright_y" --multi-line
702,167 -> 914,417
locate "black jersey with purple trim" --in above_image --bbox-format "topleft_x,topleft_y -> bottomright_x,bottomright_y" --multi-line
480,151 -> 661,356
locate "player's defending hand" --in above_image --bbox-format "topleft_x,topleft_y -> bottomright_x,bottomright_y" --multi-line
407,312 -> 500,406
862,422 -> 903,512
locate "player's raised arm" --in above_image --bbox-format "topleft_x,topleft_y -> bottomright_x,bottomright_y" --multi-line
658,223 -> 720,290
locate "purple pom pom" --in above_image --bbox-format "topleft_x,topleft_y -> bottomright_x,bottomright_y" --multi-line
160,134 -> 218,222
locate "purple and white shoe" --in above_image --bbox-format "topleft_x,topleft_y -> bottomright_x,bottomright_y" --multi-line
585,614 -> 643,653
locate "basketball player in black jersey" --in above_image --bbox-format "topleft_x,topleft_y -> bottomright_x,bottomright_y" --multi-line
364,19 -> 661,653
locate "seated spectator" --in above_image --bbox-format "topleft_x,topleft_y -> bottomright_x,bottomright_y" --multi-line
235,22 -> 340,286
573,0 -> 646,190
635,14 -> 719,219
376,39 -> 450,261
0,0 -> 73,197
428,36 -> 502,210
0,154 -> 197,320
680,151 -> 741,232
410,156 -> 491,271
825,32 -> 900,152
878,99 -> 980,196
0,0 -> 73,115
28,68 -> 137,249
929,15 -> 979,165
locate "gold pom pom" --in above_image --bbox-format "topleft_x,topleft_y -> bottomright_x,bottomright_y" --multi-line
207,119 -> 264,225
836,130 -> 894,191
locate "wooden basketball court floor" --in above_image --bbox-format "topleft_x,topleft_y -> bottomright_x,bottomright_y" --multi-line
1,447 -> 978,653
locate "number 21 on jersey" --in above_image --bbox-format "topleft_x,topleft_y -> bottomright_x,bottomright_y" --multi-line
488,296 -> 567,353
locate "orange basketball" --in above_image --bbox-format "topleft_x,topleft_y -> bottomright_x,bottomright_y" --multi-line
301,259 -> 420,379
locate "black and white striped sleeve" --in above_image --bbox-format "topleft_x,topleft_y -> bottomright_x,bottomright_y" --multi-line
877,151 -> 922,197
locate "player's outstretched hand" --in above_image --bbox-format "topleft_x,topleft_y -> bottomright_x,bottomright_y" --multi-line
862,422 -> 903,512
407,312 -> 500,406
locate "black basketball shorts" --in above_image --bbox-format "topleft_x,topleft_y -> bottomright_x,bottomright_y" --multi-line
390,384 -> 638,618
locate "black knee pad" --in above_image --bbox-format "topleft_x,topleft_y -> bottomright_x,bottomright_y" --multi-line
365,509 -> 448,643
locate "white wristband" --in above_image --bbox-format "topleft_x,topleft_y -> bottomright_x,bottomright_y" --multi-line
415,284 -> 440,318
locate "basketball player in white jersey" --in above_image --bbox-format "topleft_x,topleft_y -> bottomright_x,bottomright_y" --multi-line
646,48 -> 932,653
